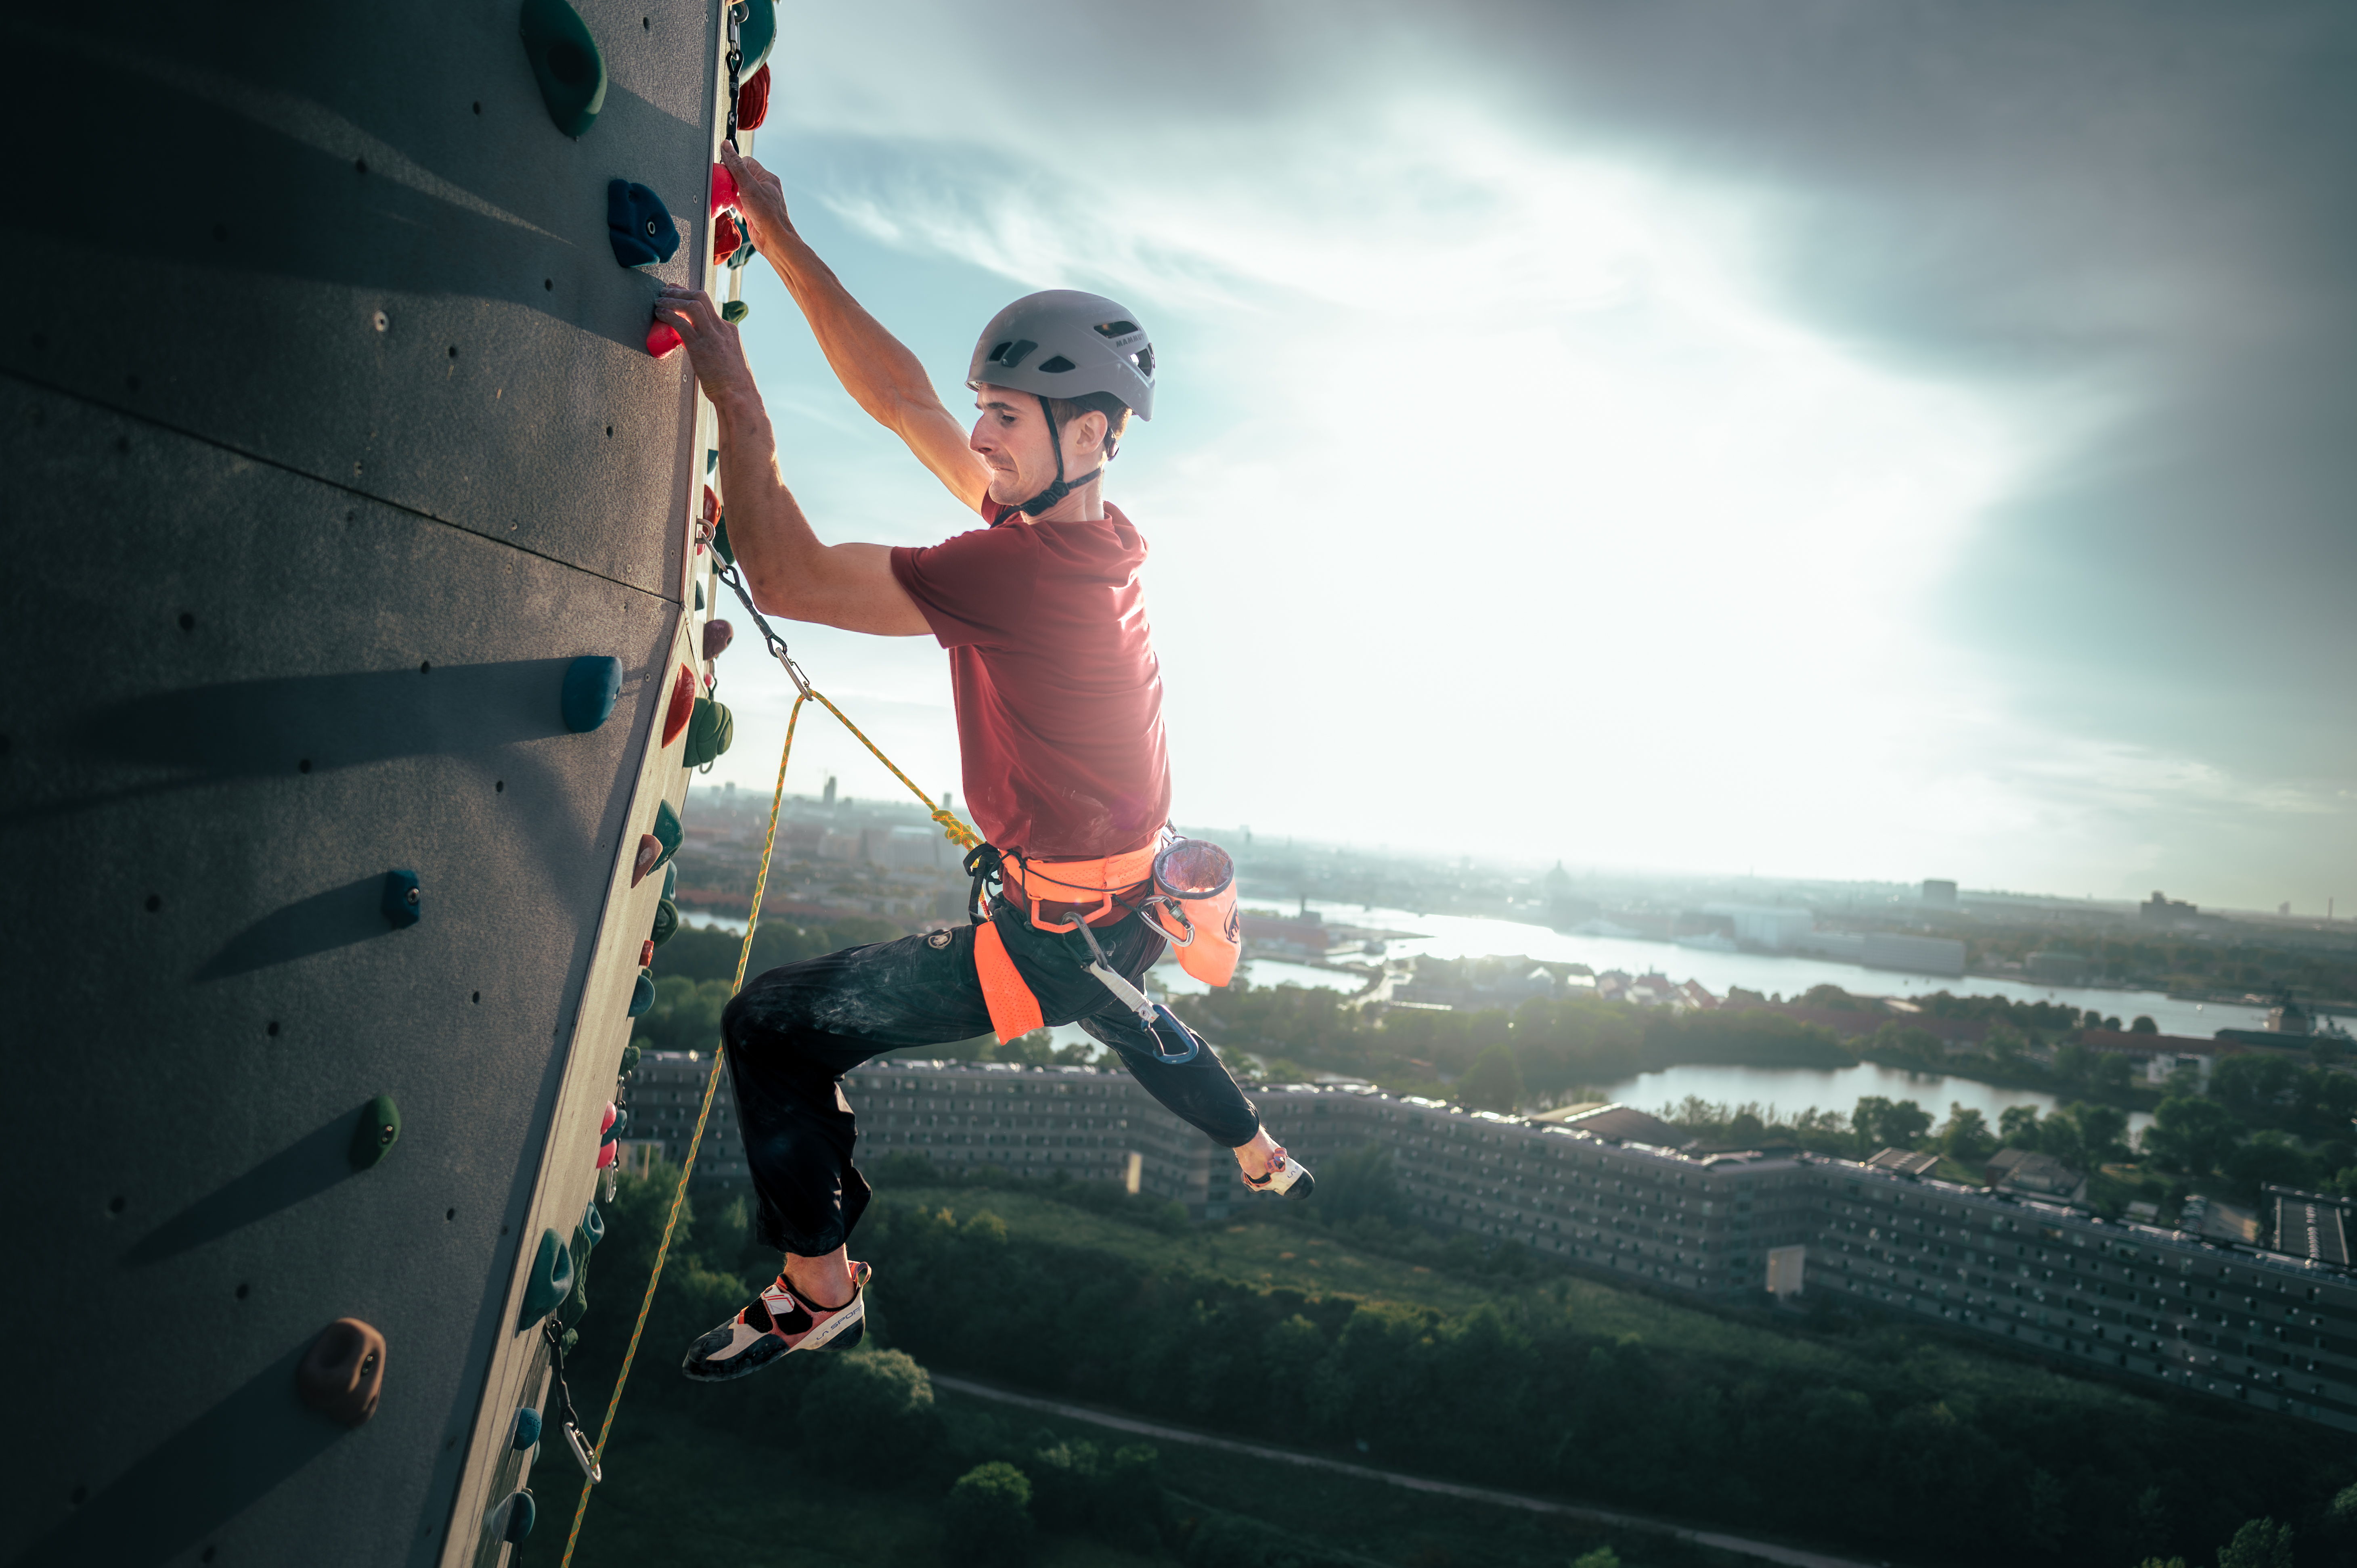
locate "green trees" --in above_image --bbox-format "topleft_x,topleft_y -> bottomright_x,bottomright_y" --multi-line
945,1461 -> 1035,1566
2214,1517 -> 2294,1568
1314,1143 -> 1411,1227
1938,1104 -> 1995,1161
1852,1095 -> 1932,1151
1462,1044 -> 1525,1111
2141,1095 -> 2243,1175
2223,1133 -> 2318,1204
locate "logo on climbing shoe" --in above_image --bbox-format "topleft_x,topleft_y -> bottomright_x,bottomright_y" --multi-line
1223,905 -> 1240,944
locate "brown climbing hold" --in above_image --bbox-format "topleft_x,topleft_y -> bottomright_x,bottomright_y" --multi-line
631,833 -> 661,886
298,1317 -> 386,1427
702,620 -> 734,660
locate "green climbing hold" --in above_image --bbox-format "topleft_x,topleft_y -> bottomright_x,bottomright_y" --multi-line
580,1197 -> 605,1249
661,860 -> 677,898
350,1094 -> 402,1170
736,0 -> 777,72
721,299 -> 750,324
651,897 -> 678,946
683,697 -> 735,768
650,799 -> 683,869
619,1042 -> 641,1074
628,969 -> 655,1017
705,447 -> 719,475
518,0 -> 606,137
517,1228 -> 575,1329
712,516 -> 735,567
693,579 -> 704,612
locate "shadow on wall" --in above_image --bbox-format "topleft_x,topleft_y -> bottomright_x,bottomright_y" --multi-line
120,1108 -> 370,1269
4,1341 -> 346,1568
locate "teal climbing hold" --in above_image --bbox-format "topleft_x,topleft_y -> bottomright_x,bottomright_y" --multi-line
693,579 -> 704,612
627,969 -> 654,1017
651,897 -> 678,946
683,697 -> 735,768
722,299 -> 750,324
727,240 -> 758,272
619,1043 -> 641,1074
581,1198 -> 605,1250
705,447 -> 718,475
561,655 -> 621,733
511,1406 -> 542,1449
712,517 -> 735,567
661,860 -> 677,898
518,0 -> 606,137
737,0 -> 777,72
517,1229 -> 575,1329
650,799 -> 683,869
381,869 -> 421,929
607,180 -> 679,267
500,1488 -> 537,1544
349,1094 -> 401,1170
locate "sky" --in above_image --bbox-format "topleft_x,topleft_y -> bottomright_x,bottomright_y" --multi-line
693,0 -> 2357,913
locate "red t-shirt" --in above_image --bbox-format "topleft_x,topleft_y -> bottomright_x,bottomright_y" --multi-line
889,504 -> 1171,859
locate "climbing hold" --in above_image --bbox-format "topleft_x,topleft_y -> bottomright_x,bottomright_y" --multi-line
702,484 -> 720,526
660,664 -> 696,746
619,1043 -> 641,1074
646,320 -> 682,359
596,1139 -> 620,1170
296,1317 -> 386,1427
706,447 -> 718,475
702,620 -> 734,660
693,579 -> 704,612
721,299 -> 750,325
517,0 -> 606,138
498,1488 -> 537,1545
712,517 -> 735,567
599,1103 -> 625,1145
381,869 -> 421,929
650,799 -> 683,868
560,655 -> 622,733
517,1228 -> 575,1329
727,240 -> 758,272
606,180 -> 679,268
651,897 -> 678,946
511,1406 -> 543,1449
737,62 -> 771,130
349,1094 -> 401,1171
711,162 -> 740,216
714,211 -> 743,262
737,0 -> 777,71
684,697 -> 735,767
662,860 -> 677,898
638,938 -> 654,967
581,1198 -> 605,1249
628,969 -> 654,1017
630,833 -> 661,887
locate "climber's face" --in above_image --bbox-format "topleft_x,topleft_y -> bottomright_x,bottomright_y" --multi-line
969,387 -> 1106,509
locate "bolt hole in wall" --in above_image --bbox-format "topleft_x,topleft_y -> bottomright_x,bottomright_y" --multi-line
495,780 -> 505,792
107,1196 -> 124,1215
145,894 -> 161,913
298,758 -> 312,773
178,611 -> 195,631
266,1021 -> 280,1037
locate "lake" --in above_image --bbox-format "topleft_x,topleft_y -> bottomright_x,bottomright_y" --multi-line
1597,1059 -> 2154,1137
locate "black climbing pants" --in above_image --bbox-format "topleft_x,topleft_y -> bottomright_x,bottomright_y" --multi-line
720,896 -> 1263,1258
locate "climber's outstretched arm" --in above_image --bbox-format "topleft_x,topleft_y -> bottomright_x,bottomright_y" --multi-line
654,286 -> 928,637
721,146 -> 991,515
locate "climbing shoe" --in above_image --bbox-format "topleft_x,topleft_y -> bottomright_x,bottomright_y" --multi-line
680,1262 -> 870,1382
1242,1146 -> 1314,1200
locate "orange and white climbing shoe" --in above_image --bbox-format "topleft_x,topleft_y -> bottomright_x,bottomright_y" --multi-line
680,1261 -> 871,1383
1242,1146 -> 1315,1201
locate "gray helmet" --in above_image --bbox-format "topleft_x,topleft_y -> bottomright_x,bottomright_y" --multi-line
966,289 -> 1156,421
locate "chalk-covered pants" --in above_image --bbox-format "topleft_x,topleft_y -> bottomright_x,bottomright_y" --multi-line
720,896 -> 1263,1257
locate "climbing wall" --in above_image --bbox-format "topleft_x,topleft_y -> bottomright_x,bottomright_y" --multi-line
0,2 -> 730,1564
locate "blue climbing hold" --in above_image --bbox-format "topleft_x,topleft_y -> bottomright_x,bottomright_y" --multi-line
517,1229 -> 575,1329
518,0 -> 606,138
650,799 -> 683,870
608,180 -> 679,268
501,1488 -> 537,1544
581,1198 -> 605,1250
560,655 -> 621,734
381,869 -> 421,929
628,969 -> 654,1017
511,1406 -> 543,1450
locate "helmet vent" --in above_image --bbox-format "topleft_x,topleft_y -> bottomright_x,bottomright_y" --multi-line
1036,354 -> 1076,373
989,339 -> 1036,369
1134,345 -> 1155,377
1093,320 -> 1141,339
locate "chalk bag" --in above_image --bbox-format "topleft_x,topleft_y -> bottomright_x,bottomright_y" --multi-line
702,619 -> 734,660
646,319 -> 682,359
651,798 -> 684,868
518,0 -> 605,137
494,1488 -> 536,1545
511,1405 -> 543,1450
660,663 -> 696,746
721,299 -> 750,325
580,1197 -> 606,1249
349,1093 -> 401,1171
606,180 -> 679,268
651,896 -> 679,946
561,655 -> 621,733
628,968 -> 655,1017
736,62 -> 772,130
630,832 -> 662,887
381,869 -> 421,929
297,1317 -> 386,1427
683,697 -> 735,768
517,1228 -> 575,1329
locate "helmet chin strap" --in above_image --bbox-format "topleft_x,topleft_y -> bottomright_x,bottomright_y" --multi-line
1015,394 -> 1104,517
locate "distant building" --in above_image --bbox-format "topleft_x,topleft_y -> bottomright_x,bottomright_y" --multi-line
1985,1147 -> 2087,1205
1867,1148 -> 1940,1178
2269,996 -> 2313,1036
2078,1028 -> 2214,1088
1921,879 -> 1959,908
2140,890 -> 2206,927
1703,903 -> 1814,950
2026,949 -> 2090,984
1860,932 -> 1966,978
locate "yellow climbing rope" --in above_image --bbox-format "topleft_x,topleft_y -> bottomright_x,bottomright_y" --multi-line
557,682 -> 978,1565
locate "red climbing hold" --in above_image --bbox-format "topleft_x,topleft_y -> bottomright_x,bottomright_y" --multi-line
298,1318 -> 386,1428
714,211 -> 743,262
702,485 -> 720,524
661,663 -> 696,746
737,63 -> 771,130
702,620 -> 734,660
639,938 -> 654,967
711,162 -> 740,216
647,320 -> 682,359
631,833 -> 661,886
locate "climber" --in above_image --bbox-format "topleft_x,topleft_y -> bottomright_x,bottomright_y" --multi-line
651,149 -> 1309,1384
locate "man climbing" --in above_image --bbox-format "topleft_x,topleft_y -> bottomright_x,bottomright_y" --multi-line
653,146 -> 1311,1384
